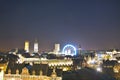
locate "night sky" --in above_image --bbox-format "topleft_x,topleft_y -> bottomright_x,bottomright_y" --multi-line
0,0 -> 120,51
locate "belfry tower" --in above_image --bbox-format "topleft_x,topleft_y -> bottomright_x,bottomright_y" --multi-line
34,39 -> 38,53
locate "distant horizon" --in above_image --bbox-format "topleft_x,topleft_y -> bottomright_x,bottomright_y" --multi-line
0,40 -> 120,52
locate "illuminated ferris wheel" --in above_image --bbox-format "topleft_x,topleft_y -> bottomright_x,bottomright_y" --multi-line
62,44 -> 77,56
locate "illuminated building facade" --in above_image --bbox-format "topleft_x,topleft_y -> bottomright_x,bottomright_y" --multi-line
4,59 -> 72,80
0,63 -> 7,80
0,70 -> 4,80
24,41 -> 29,53
54,44 -> 60,54
106,49 -> 120,60
4,67 -> 62,80
34,40 -> 38,53
5,57 -> 73,76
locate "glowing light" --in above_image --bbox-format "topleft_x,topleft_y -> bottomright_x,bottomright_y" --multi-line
62,44 -> 77,56
91,59 -> 95,63
114,68 -> 119,73
118,60 -> 120,63
0,70 -> 4,80
63,68 -> 68,71
11,78 -> 15,80
96,67 -> 102,72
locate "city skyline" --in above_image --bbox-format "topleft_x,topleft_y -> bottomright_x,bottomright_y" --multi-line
0,0 -> 120,51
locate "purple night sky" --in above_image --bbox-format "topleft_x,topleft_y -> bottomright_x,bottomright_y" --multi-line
0,0 -> 120,51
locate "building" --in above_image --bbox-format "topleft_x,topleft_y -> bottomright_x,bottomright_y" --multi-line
4,58 -> 73,80
54,44 -> 60,55
24,41 -> 29,53
106,49 -> 120,60
34,40 -> 38,53
4,66 -> 62,80
78,44 -> 82,55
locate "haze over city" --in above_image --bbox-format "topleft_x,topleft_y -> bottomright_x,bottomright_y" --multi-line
0,0 -> 120,51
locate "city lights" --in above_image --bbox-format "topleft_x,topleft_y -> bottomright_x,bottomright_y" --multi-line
0,41 -> 120,80
0,0 -> 120,80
